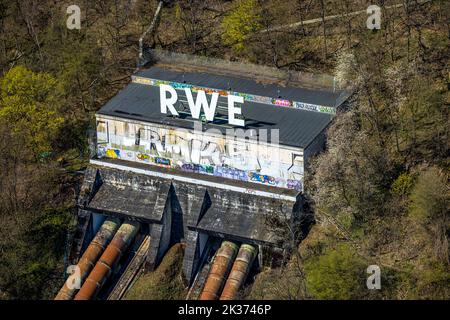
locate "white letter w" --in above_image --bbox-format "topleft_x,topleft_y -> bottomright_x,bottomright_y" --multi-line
185,89 -> 218,121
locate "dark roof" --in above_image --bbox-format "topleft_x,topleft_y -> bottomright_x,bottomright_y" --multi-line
83,164 -> 292,245
195,186 -> 287,244
136,66 -> 341,107
97,82 -> 333,148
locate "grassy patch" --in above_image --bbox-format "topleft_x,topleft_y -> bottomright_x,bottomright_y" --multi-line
124,243 -> 187,300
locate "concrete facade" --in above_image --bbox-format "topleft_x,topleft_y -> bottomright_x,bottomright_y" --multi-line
75,160 -> 302,284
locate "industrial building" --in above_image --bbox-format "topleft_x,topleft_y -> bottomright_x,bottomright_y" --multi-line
56,50 -> 349,300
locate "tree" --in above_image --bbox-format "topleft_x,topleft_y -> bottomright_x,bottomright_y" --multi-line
0,66 -> 71,299
304,244 -> 367,299
0,66 -> 64,161
221,0 -> 262,52
304,0 -> 449,300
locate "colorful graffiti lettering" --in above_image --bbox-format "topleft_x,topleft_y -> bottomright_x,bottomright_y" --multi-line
154,157 -> 171,166
106,148 -> 120,159
120,151 -> 135,161
249,172 -> 276,185
137,152 -> 151,162
97,146 -> 106,157
272,98 -> 292,107
319,106 -> 335,114
98,117 -> 306,190
287,179 -> 302,191
199,164 -> 214,175
102,146 -> 302,190
181,163 -> 197,172
213,166 -> 246,181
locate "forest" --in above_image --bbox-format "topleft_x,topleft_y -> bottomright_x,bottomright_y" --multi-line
0,0 -> 448,299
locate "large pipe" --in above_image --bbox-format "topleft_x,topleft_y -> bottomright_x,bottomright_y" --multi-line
220,244 -> 257,300
74,221 -> 140,300
55,217 -> 120,300
199,241 -> 239,300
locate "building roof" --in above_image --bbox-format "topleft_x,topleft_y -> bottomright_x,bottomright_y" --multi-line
136,66 -> 341,107
97,64 -> 348,149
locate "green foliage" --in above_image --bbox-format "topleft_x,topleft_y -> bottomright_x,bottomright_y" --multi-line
410,167 -> 448,220
401,167 -> 449,299
51,34 -> 106,112
0,66 -> 64,160
221,0 -> 262,52
308,8 -> 449,299
0,205 -> 73,299
304,244 -> 367,300
413,261 -> 450,299
175,3 -> 182,21
391,173 -> 415,197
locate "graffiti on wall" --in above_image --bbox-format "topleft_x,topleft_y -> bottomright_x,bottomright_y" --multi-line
106,148 -> 120,159
249,172 -> 276,185
97,118 -> 304,191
